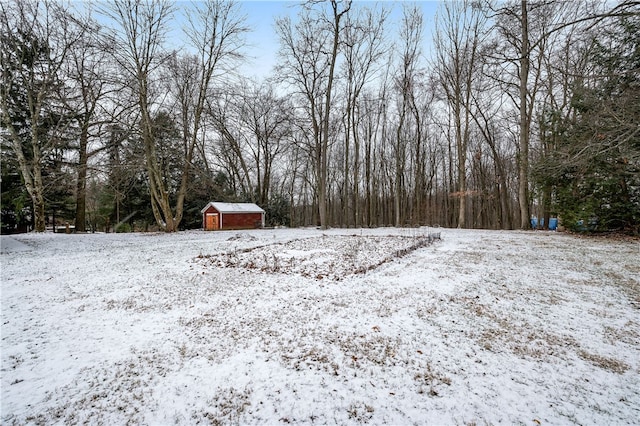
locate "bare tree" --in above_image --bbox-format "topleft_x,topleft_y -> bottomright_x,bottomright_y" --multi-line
393,4 -> 423,227
203,80 -> 292,207
243,83 -> 292,206
340,4 -> 388,227
102,0 -> 175,230
276,12 -> 327,225
470,82 -> 515,229
206,85 -> 258,199
358,84 -> 388,227
433,0 -> 486,228
275,0 -> 351,229
65,8 -> 112,232
104,0 -> 246,232
319,0 -> 351,229
508,0 -> 531,230
177,0 -> 248,217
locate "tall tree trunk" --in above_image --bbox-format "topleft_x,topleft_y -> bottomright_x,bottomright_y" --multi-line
343,97 -> 352,227
518,0 -> 531,229
6,122 -> 48,232
456,108 -> 467,228
31,162 -> 46,232
75,126 -> 89,232
395,110 -> 406,228
352,109 -> 360,227
319,1 -> 350,230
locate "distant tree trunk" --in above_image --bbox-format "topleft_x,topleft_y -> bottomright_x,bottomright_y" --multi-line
394,117 -> 405,228
68,11 -> 110,234
275,1 -> 351,230
434,0 -> 485,229
342,7 -> 388,227
394,5 -> 423,227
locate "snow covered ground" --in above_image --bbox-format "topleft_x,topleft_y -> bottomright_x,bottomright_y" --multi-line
1,227 -> 638,425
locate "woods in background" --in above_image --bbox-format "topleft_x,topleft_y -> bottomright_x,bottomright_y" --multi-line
2,0 -> 638,234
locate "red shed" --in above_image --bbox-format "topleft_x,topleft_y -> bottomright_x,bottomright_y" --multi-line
201,202 -> 265,231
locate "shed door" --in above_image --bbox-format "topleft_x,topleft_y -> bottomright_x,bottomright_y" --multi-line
205,213 -> 219,231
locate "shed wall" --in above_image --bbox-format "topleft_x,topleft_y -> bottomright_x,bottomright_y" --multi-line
222,212 -> 263,230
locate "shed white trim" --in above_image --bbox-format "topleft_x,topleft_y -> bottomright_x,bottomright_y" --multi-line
200,202 -> 265,214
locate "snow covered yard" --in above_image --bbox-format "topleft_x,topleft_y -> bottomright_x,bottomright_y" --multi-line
1,227 -> 638,425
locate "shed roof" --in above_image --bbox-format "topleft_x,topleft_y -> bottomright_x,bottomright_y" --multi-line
201,202 -> 265,214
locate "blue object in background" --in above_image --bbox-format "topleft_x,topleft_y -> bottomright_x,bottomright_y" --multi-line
530,217 -> 558,230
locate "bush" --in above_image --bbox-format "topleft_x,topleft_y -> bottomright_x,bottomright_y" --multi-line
115,223 -> 132,233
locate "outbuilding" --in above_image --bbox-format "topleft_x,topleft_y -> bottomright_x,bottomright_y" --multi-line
201,202 -> 265,231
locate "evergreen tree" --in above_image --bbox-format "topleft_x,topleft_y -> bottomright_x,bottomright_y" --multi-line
551,16 -> 640,233
1,1 -> 81,232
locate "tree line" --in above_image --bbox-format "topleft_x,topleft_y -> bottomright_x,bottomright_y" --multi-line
1,0 -> 638,234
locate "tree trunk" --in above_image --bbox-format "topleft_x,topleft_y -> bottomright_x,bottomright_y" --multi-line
29,128 -> 47,232
319,1 -> 349,230
456,108 -> 467,228
343,97 -> 352,227
8,126 -> 48,232
32,187 -> 46,233
352,110 -> 360,227
75,125 -> 89,232
518,0 -> 531,229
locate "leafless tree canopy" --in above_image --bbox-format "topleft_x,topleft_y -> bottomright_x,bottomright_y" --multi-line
2,0 -> 638,234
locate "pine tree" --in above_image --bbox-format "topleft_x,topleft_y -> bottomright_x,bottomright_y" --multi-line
552,16 -> 640,233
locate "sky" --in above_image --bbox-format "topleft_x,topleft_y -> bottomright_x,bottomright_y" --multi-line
234,1 -> 293,78
85,0 -> 442,80
206,0 -> 442,79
